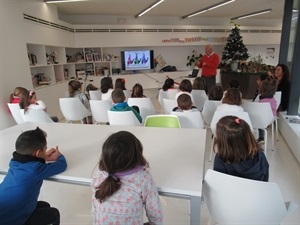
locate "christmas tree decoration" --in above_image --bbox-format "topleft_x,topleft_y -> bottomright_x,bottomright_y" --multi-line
221,25 -> 250,71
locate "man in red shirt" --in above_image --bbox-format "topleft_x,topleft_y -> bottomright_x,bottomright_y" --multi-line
196,44 -> 220,92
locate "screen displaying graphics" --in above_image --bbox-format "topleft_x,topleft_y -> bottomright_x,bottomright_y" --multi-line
121,50 -> 154,71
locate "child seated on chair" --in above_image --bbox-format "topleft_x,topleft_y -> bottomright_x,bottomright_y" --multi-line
110,89 -> 142,123
19,89 -> 59,122
0,127 -> 67,225
213,116 -> 269,181
86,84 -> 99,100
192,77 -> 208,94
208,85 -> 223,101
131,83 -> 146,98
175,79 -> 194,102
68,80 -> 92,124
91,131 -> 163,225
257,76 -> 278,145
9,86 -> 28,104
172,94 -> 198,112
100,77 -> 114,101
216,88 -> 244,112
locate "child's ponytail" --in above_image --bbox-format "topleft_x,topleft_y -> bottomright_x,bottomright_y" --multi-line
95,175 -> 121,202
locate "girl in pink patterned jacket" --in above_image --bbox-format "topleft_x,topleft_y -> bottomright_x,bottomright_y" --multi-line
91,131 -> 163,225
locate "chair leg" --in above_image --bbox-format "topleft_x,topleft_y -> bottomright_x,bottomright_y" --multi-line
275,118 -> 279,141
209,136 -> 215,162
264,129 -> 268,156
271,122 -> 275,151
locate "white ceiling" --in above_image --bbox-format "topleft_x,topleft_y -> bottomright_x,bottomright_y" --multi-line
52,0 -> 286,21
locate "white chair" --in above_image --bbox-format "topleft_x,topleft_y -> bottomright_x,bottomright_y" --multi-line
7,103 -> 24,124
201,100 -> 221,126
123,90 -> 131,102
209,111 -> 253,161
89,90 -> 102,100
107,111 -> 141,126
274,91 -> 282,141
191,90 -> 208,111
158,89 -> 178,107
20,109 -> 54,123
127,97 -> 156,122
242,101 -> 276,153
59,98 -> 92,123
89,100 -> 112,124
162,98 -> 177,114
171,111 -> 204,129
203,169 -> 298,225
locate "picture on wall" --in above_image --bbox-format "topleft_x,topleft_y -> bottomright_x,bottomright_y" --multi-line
93,53 -> 101,62
86,54 -> 93,62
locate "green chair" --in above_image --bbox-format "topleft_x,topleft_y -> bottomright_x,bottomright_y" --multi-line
144,115 -> 181,128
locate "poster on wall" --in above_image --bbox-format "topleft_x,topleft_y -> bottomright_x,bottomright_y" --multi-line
265,47 -> 277,65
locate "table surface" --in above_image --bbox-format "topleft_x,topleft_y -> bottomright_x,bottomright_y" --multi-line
0,122 -> 207,197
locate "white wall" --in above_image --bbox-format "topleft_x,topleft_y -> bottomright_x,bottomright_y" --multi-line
0,0 -> 282,130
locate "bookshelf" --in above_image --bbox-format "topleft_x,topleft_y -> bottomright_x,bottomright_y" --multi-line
26,44 -> 121,89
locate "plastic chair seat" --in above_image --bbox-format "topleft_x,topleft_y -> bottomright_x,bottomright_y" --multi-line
144,115 -> 181,128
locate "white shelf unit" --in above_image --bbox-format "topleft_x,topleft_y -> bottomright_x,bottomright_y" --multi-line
27,44 -> 121,89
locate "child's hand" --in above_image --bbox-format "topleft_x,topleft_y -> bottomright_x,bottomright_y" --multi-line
45,146 -> 62,161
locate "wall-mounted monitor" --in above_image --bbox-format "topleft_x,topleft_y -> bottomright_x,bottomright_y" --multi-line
121,50 -> 154,71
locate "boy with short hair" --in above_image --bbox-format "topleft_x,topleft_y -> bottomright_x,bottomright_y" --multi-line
110,88 -> 142,123
0,127 -> 67,225
173,93 -> 198,112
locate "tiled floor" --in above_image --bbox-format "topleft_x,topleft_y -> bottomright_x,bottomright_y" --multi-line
3,88 -> 300,224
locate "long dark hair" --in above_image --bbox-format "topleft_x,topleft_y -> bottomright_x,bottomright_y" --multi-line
100,77 -> 113,94
131,83 -> 145,98
213,116 -> 260,163
115,78 -> 126,90
95,131 -> 149,202
162,78 -> 174,91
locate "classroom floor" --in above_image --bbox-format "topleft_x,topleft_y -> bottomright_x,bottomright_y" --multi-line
2,88 -> 299,225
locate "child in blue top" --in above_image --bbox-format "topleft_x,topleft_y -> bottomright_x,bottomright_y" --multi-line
111,88 -> 142,123
213,116 -> 269,181
0,127 -> 67,225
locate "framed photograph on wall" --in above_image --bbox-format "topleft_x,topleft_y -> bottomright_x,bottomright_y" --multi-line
93,53 -> 101,62
86,53 -> 93,62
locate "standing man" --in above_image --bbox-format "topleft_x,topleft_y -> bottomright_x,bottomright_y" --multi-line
196,44 -> 220,92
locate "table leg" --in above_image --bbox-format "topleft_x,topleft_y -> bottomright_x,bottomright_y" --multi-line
190,196 -> 201,225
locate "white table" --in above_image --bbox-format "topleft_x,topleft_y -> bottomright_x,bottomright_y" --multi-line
0,122 -> 207,225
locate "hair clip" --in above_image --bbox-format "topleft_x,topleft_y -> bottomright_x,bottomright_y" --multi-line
29,90 -> 33,96
235,118 -> 240,124
121,79 -> 125,83
108,174 -> 119,181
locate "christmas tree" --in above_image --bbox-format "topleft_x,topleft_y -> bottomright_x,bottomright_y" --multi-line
221,25 -> 250,64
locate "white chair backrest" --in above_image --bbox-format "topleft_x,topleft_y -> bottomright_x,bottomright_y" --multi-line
241,102 -> 274,129
101,89 -> 113,102
7,103 -> 24,124
89,90 -> 102,100
171,111 -> 204,129
59,98 -> 92,122
210,111 -> 253,135
162,98 -> 177,114
123,90 -> 131,102
20,109 -> 54,123
274,91 -> 282,110
158,89 -> 178,107
107,110 -> 141,126
191,90 -> 208,111
203,169 -> 290,224
89,100 -> 112,124
201,100 -> 222,125
127,97 -> 156,122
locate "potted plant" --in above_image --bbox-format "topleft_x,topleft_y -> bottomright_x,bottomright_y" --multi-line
186,50 -> 202,67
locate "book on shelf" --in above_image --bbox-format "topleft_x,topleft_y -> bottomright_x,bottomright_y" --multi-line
38,81 -> 51,85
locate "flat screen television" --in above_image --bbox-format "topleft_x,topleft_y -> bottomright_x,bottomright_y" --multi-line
121,50 -> 154,71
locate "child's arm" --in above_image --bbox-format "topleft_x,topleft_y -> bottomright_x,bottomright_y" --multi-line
142,170 -> 163,225
38,146 -> 67,179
